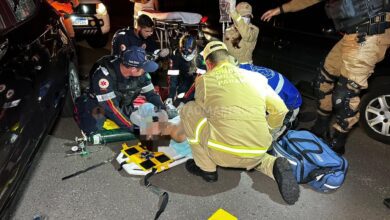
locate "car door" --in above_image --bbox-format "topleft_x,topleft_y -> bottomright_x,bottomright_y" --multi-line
253,1 -> 340,84
0,0 -> 73,214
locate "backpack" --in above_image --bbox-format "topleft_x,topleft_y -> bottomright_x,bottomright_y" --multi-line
272,130 -> 348,192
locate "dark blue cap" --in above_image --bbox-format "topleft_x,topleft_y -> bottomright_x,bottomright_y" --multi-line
121,46 -> 158,73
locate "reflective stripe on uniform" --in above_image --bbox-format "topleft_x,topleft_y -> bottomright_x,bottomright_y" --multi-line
97,66 -> 110,76
106,99 -> 132,127
167,70 -> 180,75
96,91 -> 116,102
274,73 -> 284,95
187,118 -> 207,144
208,139 -> 268,157
141,83 -> 154,93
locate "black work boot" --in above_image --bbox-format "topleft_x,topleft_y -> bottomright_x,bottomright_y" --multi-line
273,157 -> 300,205
185,159 -> 218,182
330,130 -> 348,155
310,114 -> 331,140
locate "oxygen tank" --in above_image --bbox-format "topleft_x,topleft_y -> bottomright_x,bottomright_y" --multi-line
88,129 -> 137,145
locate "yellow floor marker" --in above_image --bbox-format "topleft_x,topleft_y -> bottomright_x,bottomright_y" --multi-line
208,208 -> 237,220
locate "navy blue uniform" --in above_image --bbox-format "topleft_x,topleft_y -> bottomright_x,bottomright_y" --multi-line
76,56 -> 163,134
111,27 -> 157,56
168,50 -> 205,100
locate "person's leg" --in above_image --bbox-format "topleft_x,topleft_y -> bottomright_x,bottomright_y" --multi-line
331,30 -> 390,154
311,39 -> 342,138
255,153 -> 299,205
180,101 -> 218,181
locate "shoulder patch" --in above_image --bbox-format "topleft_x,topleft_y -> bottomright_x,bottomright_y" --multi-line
98,78 -> 109,89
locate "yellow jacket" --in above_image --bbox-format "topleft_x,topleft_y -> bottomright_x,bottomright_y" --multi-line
192,61 -> 288,158
223,10 -> 259,64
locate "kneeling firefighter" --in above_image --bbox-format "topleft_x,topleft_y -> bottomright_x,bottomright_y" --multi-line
261,0 -> 390,154
74,46 -> 165,134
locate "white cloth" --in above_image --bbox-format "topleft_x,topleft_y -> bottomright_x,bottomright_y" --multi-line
139,11 -> 202,24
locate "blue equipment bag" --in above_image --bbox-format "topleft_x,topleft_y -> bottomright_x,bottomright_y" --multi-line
272,130 -> 348,192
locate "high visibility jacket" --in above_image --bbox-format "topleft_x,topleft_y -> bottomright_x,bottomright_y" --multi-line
223,10 -> 259,64
191,61 -> 288,158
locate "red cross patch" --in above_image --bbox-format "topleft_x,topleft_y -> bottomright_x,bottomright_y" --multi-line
98,78 -> 109,89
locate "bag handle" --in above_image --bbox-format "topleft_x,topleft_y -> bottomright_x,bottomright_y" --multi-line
302,167 -> 334,183
286,137 -> 324,165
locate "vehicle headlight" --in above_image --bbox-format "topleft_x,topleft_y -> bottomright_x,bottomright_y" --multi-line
96,3 -> 107,16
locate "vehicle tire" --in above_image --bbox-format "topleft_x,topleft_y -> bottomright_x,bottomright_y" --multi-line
359,86 -> 390,144
61,61 -> 81,117
86,33 -> 109,48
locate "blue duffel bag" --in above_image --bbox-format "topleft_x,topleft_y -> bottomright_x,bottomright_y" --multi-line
272,130 -> 348,192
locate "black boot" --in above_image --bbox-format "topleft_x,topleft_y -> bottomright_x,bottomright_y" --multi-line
330,130 -> 348,155
273,157 -> 300,205
185,159 -> 218,182
310,114 -> 331,140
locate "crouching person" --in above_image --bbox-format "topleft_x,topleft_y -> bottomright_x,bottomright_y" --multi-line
178,41 -> 300,205
74,46 -> 164,134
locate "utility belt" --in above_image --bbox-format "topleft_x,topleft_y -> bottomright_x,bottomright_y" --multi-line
344,13 -> 390,35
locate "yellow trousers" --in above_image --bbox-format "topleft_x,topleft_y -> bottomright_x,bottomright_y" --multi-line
180,101 -> 277,179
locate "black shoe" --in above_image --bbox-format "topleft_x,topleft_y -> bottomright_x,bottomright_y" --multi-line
185,159 -> 218,182
330,130 -> 348,155
273,157 -> 300,205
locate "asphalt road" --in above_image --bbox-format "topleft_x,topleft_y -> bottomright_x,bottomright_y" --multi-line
9,39 -> 390,220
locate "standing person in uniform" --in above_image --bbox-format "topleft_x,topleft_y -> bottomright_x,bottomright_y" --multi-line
261,0 -> 390,154
111,14 -> 169,58
74,46 -> 164,134
165,34 -> 205,106
179,41 -> 300,205
223,2 -> 259,64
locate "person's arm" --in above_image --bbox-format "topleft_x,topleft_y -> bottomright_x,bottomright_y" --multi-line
111,30 -> 127,56
140,74 -> 165,109
229,10 -> 259,42
92,69 -> 133,130
261,0 -> 321,22
264,83 -> 289,129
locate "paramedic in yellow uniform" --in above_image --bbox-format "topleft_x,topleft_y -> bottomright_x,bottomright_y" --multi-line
180,41 -> 300,205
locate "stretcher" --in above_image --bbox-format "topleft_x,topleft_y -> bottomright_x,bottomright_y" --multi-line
116,142 -> 190,175
139,10 -> 205,49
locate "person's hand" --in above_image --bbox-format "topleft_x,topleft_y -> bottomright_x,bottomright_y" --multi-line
261,8 -> 281,22
164,98 -> 173,106
159,48 -> 170,58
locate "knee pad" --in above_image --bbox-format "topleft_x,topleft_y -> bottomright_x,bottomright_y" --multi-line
315,66 -> 337,100
332,77 -> 361,130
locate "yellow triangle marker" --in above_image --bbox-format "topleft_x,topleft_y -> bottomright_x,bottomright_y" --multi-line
208,208 -> 238,220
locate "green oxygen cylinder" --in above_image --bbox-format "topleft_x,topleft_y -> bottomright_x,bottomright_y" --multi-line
87,129 -> 137,145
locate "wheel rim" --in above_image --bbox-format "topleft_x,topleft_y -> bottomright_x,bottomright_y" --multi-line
365,95 -> 390,136
69,65 -> 81,102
